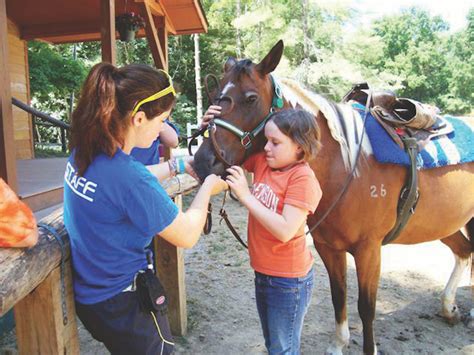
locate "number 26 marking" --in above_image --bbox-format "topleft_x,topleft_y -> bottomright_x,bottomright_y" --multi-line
370,184 -> 386,198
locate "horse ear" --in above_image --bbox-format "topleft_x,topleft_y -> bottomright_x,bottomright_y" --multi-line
255,40 -> 284,76
224,57 -> 237,73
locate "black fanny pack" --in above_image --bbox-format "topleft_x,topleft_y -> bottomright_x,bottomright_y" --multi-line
136,269 -> 168,314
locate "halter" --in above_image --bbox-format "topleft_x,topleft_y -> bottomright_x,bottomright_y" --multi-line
187,75 -> 284,168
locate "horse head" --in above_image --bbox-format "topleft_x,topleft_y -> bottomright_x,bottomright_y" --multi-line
193,40 -> 285,180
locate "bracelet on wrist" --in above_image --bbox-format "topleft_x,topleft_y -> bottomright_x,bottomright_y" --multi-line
167,158 -> 177,176
176,157 -> 186,175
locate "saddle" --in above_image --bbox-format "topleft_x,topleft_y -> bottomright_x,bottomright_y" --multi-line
343,83 -> 453,150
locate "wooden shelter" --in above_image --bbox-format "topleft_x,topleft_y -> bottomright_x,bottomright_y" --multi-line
0,0 -> 206,352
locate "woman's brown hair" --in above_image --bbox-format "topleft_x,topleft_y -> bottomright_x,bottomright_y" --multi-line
69,63 -> 175,175
268,109 -> 322,161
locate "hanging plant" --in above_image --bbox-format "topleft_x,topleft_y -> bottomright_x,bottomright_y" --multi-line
115,12 -> 146,42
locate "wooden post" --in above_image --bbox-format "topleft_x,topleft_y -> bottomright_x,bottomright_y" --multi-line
137,1 -> 186,333
154,194 -> 187,335
158,26 -> 168,70
100,0 -> 116,65
14,265 -> 79,355
0,0 -> 17,190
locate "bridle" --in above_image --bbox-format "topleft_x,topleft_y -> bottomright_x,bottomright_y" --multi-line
187,74 -> 284,168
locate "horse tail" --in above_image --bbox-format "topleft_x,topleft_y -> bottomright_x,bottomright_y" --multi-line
467,218 -> 474,252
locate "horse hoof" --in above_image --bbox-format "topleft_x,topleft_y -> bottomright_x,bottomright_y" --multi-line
325,346 -> 343,355
443,305 -> 461,324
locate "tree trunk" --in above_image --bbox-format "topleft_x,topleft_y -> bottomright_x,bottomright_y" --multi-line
301,0 -> 310,84
236,0 -> 242,58
194,33 -> 203,125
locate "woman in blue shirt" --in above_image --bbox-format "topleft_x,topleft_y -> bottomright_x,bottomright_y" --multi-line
64,62 -> 226,354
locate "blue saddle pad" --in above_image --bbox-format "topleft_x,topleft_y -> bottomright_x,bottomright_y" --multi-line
353,104 -> 474,169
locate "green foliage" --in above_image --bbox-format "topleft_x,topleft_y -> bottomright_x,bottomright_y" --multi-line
171,95 -> 197,146
373,7 -> 449,62
28,41 -> 88,115
26,1 -> 473,150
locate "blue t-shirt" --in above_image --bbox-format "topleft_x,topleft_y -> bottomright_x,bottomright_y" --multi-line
130,120 -> 179,165
63,149 -> 179,304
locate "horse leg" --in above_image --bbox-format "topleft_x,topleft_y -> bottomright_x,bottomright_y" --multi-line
440,228 -> 472,324
313,239 -> 350,355
353,242 -> 381,355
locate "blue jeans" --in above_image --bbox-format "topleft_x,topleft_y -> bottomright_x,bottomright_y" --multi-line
255,269 -> 314,355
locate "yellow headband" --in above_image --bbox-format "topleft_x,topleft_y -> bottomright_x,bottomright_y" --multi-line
130,69 -> 176,117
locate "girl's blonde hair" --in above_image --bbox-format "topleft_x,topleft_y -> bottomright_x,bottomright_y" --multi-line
268,109 -> 322,161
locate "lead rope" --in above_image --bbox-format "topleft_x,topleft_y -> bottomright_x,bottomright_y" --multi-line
219,191 -> 248,249
37,223 -> 68,325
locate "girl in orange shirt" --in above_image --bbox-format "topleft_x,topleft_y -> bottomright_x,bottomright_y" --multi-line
225,109 -> 322,354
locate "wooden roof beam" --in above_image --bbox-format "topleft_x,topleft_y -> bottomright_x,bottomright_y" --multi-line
20,22 -> 101,41
136,0 -> 177,35
139,1 -> 167,70
100,0 -> 116,65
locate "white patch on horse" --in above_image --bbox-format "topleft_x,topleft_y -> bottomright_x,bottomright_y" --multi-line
221,81 -> 235,95
441,254 -> 469,321
326,319 -> 350,355
279,78 -> 372,175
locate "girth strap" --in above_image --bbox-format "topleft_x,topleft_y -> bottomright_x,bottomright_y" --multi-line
382,137 -> 420,245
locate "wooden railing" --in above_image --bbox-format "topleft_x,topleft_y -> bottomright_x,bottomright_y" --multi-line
12,97 -> 70,153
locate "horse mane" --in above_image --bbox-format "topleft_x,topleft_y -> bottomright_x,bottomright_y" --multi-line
279,78 -> 372,175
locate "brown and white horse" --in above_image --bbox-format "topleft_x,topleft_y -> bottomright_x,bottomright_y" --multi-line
193,40 -> 474,354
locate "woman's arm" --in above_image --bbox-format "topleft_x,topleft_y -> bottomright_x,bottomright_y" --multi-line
226,166 -> 308,243
146,161 -> 174,182
158,174 -> 228,248
146,156 -> 195,182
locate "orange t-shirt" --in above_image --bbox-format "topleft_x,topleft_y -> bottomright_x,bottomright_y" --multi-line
0,178 -> 36,247
243,152 -> 322,277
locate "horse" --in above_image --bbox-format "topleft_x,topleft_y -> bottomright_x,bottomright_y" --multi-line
192,40 -> 474,354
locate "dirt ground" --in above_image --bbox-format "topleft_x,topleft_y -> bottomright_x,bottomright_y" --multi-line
1,193 -> 473,354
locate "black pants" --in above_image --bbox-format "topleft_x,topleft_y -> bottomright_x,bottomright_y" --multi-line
76,291 -> 174,355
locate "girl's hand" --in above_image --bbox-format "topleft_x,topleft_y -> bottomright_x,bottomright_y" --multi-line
201,105 -> 222,128
225,166 -> 251,201
203,174 -> 228,195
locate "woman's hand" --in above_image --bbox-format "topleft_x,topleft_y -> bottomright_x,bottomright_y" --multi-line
225,166 -> 251,202
201,105 -> 222,128
203,174 -> 228,195
179,156 -> 200,181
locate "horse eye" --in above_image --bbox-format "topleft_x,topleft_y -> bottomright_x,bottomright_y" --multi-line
246,95 -> 258,104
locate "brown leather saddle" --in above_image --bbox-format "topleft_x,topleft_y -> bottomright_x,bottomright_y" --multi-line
343,82 -> 453,151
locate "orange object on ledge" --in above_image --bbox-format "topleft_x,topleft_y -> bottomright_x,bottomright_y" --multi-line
0,178 -> 38,248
